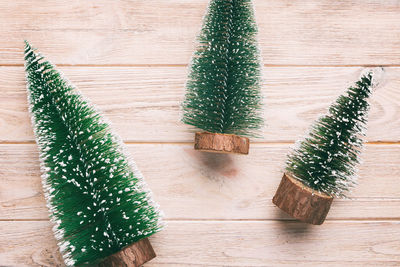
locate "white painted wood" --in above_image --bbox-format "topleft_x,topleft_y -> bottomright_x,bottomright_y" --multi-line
1,144 -> 398,220
1,66 -> 398,142
1,0 -> 399,266
1,0 -> 400,65
1,221 -> 400,266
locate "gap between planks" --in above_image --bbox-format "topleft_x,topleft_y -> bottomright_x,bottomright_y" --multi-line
2,64 -> 400,67
0,141 -> 399,145
1,218 -> 399,222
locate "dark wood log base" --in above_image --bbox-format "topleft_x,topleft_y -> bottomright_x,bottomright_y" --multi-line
272,173 -> 333,225
98,238 -> 156,267
194,132 -> 249,155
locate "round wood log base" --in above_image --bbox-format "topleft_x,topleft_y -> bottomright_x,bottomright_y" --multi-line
272,173 -> 333,225
194,132 -> 249,155
98,238 -> 156,267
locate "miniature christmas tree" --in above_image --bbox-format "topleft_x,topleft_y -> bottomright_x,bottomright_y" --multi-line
24,41 -> 163,266
273,70 -> 381,225
182,0 -> 263,155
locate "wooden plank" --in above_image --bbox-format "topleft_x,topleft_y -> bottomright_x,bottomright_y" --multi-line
1,0 -> 400,65
1,144 -> 399,220
0,221 -> 399,266
1,66 -> 399,142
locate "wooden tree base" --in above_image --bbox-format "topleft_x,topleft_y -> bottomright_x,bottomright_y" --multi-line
98,238 -> 156,267
194,132 -> 249,155
272,173 -> 333,225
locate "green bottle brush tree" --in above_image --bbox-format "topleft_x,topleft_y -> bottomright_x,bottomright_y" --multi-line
273,69 -> 382,225
182,0 -> 263,155
24,41 -> 164,266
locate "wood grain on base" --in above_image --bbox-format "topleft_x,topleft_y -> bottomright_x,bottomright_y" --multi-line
194,132 -> 249,155
273,173 -> 333,225
98,238 -> 156,267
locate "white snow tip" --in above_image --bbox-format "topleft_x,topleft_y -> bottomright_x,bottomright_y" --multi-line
361,67 -> 385,89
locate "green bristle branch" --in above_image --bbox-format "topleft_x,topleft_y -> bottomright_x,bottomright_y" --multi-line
286,71 -> 378,198
182,0 -> 263,137
24,41 -> 163,266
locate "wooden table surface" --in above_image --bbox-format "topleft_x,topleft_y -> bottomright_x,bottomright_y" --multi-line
1,1 -> 400,266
